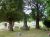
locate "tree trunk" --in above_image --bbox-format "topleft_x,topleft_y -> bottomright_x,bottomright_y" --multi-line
23,14 -> 29,30
36,3 -> 40,29
8,21 -> 14,31
36,16 -> 40,29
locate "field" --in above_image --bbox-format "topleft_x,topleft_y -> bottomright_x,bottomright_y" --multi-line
0,21 -> 48,37
0,29 -> 49,37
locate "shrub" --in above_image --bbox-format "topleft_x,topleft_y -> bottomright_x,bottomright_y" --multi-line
43,19 -> 50,28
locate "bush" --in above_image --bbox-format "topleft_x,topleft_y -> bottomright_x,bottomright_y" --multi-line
43,19 -> 50,28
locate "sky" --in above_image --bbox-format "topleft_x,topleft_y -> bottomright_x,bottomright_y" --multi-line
23,0 -> 32,14
24,6 -> 32,14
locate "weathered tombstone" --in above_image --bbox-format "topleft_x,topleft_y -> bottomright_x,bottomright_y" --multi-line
4,23 -> 7,27
16,32 -> 22,37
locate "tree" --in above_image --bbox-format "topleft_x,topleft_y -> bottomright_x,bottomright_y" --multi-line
22,0 -> 32,30
0,0 -> 5,22
30,0 -> 47,29
46,0 -> 50,20
23,13 -> 30,30
1,0 -> 24,31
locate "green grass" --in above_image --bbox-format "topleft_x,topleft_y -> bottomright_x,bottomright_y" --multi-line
0,29 -> 49,37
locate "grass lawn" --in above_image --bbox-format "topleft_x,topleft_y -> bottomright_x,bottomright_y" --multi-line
0,29 -> 49,37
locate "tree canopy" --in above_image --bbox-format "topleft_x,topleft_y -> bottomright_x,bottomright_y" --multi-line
0,0 -> 24,22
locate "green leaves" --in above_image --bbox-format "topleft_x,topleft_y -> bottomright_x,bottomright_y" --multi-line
0,0 -> 24,22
